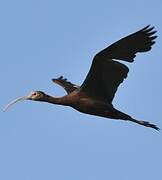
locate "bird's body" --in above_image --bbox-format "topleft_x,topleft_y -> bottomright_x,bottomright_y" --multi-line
4,25 -> 159,130
45,90 -> 120,119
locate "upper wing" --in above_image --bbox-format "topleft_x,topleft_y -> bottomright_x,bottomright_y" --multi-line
97,25 -> 157,62
80,57 -> 129,103
79,26 -> 157,103
52,76 -> 79,94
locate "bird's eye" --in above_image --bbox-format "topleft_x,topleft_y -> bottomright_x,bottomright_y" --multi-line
32,92 -> 37,96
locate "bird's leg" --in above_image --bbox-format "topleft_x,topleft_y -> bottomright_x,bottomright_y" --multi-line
118,112 -> 159,131
105,109 -> 160,131
129,118 -> 160,131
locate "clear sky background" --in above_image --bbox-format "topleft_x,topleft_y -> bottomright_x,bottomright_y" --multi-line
0,0 -> 162,180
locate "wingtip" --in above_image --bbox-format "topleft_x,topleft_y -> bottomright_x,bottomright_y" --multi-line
51,78 -> 56,82
59,76 -> 63,79
52,76 -> 63,82
144,24 -> 151,29
141,25 -> 151,31
141,25 -> 156,33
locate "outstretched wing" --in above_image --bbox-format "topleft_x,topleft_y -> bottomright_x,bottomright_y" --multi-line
97,25 -> 157,62
80,25 -> 157,103
52,76 -> 79,94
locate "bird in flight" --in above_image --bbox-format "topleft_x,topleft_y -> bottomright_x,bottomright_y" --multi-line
4,25 -> 159,130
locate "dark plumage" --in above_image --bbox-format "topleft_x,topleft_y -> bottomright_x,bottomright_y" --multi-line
4,25 -> 159,130
52,76 -> 79,94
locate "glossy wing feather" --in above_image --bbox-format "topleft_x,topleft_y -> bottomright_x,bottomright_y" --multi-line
97,25 -> 157,62
52,76 -> 79,94
80,25 -> 157,103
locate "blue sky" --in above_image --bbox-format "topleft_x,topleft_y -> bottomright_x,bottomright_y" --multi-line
1,0 -> 162,179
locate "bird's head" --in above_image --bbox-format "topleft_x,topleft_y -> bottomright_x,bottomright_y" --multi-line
3,91 -> 48,111
27,91 -> 47,101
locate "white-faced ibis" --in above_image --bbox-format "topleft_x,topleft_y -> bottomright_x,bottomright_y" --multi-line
4,25 -> 159,130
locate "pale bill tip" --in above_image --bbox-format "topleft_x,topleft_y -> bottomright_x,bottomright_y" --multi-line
2,96 -> 28,112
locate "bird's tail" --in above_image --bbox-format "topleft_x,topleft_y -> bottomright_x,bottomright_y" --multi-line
129,118 -> 160,131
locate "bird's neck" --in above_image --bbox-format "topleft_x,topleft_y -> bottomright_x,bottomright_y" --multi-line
44,95 -> 68,106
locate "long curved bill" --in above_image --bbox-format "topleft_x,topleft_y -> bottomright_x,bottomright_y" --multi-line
3,96 -> 29,112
